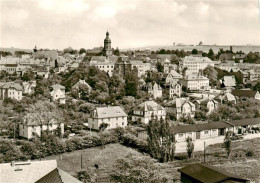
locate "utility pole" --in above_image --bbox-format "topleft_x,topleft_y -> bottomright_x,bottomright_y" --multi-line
204,141 -> 206,163
81,154 -> 83,169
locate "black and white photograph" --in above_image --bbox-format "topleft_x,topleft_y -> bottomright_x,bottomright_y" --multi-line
0,0 -> 260,182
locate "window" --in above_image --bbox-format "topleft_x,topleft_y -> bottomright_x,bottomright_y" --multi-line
204,130 -> 209,134
122,122 -> 124,126
179,133 -> 184,137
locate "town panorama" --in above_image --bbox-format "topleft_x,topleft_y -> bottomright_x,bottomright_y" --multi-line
0,0 -> 260,182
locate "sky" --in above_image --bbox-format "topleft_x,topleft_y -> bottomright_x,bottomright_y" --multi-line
0,0 -> 260,50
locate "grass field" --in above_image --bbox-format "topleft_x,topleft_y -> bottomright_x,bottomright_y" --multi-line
45,138 -> 260,182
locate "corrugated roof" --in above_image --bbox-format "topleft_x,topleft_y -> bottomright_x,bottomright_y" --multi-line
178,163 -> 248,183
35,168 -> 82,183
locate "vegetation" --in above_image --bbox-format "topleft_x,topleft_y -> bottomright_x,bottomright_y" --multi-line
186,137 -> 194,159
224,131 -> 232,159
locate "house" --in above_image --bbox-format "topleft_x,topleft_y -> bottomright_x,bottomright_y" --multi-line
35,168 -> 82,183
218,92 -> 237,104
219,53 -> 234,61
172,98 -> 196,120
195,98 -> 218,114
0,160 -> 58,183
50,88 -> 66,104
232,89 -> 260,100
182,75 -> 210,91
22,81 -> 36,94
165,70 -> 182,85
220,76 -> 236,87
19,112 -> 64,139
178,163 -> 249,183
0,82 -> 23,100
114,57 -> 132,77
130,60 -> 151,77
71,79 -> 92,95
132,100 -> 166,124
169,83 -> 182,98
88,106 -> 128,130
143,82 -> 162,99
33,50 -> 58,68
180,56 -> 214,75
90,59 -> 115,77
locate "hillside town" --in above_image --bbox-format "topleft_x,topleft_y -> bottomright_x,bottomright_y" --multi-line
1,0 -> 260,182
0,30 -> 260,182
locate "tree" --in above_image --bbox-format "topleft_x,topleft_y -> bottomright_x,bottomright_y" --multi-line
125,68 -> 139,97
186,137 -> 194,159
79,48 -> 86,54
208,49 -> 215,60
203,66 -> 218,86
156,62 -> 164,72
147,118 -> 175,163
192,49 -> 198,55
110,154 -> 168,183
99,122 -> 109,131
224,131 -> 232,159
253,82 -> 260,92
113,47 -> 120,56
77,170 -> 91,183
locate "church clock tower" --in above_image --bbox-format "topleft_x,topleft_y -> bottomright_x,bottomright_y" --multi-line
104,31 -> 112,57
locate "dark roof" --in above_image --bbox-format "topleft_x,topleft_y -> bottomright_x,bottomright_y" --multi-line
229,118 -> 260,127
173,118 -> 260,134
232,90 -> 258,98
178,163 -> 249,183
219,53 -> 233,60
35,168 -> 82,183
33,50 -> 58,61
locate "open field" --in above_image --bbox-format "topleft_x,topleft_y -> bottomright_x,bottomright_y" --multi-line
45,138 -> 260,182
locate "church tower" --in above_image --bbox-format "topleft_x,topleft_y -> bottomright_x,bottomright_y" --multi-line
104,31 -> 112,57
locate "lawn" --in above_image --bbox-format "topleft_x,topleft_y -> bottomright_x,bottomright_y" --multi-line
45,138 -> 260,182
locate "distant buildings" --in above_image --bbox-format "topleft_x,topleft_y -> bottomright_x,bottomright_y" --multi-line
0,82 -> 23,100
88,106 -> 128,130
90,58 -> 116,77
132,101 -> 166,124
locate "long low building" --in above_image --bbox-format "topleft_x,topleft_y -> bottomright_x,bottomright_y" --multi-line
137,118 -> 260,142
174,118 -> 260,142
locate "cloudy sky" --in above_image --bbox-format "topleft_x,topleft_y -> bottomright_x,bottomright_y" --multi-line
0,0 -> 260,50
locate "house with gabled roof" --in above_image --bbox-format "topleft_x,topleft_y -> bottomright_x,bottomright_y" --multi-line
0,82 -> 23,100
22,81 -> 36,94
88,106 -> 127,130
50,84 -> 66,104
174,98 -> 196,120
132,100 -> 166,124
220,75 -> 236,87
165,70 -> 182,85
143,82 -> 162,99
195,97 -> 218,114
19,112 -> 64,139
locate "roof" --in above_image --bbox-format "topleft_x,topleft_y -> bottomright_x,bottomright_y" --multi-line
72,80 -> 92,90
93,106 -> 127,118
176,98 -> 195,108
33,50 -> 58,61
183,56 -> 214,63
229,118 -> 260,127
0,82 -> 23,91
232,90 -> 258,98
219,53 -> 234,60
0,160 -> 57,183
178,163 -> 248,183
23,112 -> 61,126
185,74 -> 209,81
134,100 -> 164,111
51,84 -> 65,90
35,168 -> 82,183
221,76 -> 236,87
169,70 -> 182,78
173,121 -> 232,134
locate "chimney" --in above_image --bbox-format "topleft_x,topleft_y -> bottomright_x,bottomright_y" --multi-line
11,161 -> 15,167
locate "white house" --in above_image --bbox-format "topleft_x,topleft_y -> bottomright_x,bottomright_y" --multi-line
169,83 -> 182,98
143,82 -> 162,99
181,56 -> 214,75
88,106 -> 128,130
195,98 -> 218,114
182,75 -> 210,91
50,84 -> 66,104
23,81 -> 36,94
71,79 -> 92,96
132,100 -> 166,124
165,70 -> 182,85
90,59 -> 115,77
0,82 -> 23,100
175,98 -> 196,120
130,60 -> 151,77
19,113 -> 64,139
220,76 -> 236,87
